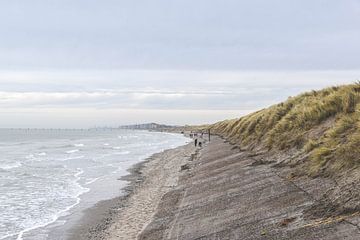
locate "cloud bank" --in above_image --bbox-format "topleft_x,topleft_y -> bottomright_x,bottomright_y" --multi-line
0,0 -> 359,127
0,70 -> 358,112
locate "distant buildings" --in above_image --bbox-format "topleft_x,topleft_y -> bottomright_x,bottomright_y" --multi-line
119,123 -> 177,131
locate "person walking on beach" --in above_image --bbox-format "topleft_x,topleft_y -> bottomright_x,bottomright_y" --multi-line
194,138 -> 198,147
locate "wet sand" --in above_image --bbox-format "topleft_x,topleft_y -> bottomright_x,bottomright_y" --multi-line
68,142 -> 196,240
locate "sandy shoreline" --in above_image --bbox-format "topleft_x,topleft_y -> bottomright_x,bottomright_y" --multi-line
69,134 -> 360,240
68,141 -> 196,240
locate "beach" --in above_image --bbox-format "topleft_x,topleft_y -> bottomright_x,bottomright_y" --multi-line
70,135 -> 360,239
1,1 -> 359,239
68,140 -> 196,240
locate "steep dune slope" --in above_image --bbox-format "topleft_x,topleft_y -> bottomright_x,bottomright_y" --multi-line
211,83 -> 360,176
210,83 -> 360,217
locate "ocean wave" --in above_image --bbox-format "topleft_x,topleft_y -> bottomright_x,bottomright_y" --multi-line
114,151 -> 130,155
0,170 -> 90,240
0,232 -> 19,240
74,168 -> 84,177
0,162 -> 22,170
73,143 -> 84,147
60,155 -> 85,161
118,135 -> 139,139
111,165 -> 123,174
25,154 -> 35,160
13,185 -> 89,240
84,177 -> 100,185
41,144 -> 72,149
66,149 -> 80,154
24,154 -> 45,163
0,129 -> 189,240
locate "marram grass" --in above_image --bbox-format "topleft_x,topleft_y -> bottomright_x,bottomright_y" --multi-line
209,83 -> 360,176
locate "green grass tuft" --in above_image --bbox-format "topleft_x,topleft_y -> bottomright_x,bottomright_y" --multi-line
210,83 -> 360,176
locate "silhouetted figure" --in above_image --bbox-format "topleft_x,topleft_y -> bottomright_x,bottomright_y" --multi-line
198,141 -> 202,147
194,138 -> 198,147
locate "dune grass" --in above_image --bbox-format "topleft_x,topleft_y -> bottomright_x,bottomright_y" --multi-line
210,83 -> 360,176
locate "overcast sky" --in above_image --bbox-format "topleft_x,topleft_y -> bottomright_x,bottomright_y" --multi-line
0,0 -> 359,128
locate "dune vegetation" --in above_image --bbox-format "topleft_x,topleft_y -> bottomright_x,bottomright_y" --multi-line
210,83 -> 360,177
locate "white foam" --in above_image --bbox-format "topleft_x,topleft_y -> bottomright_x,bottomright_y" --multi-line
66,149 -> 79,154
60,155 -> 85,161
2,169 -> 90,240
112,166 -> 123,174
38,152 -> 47,156
74,168 -> 84,177
114,151 -> 130,155
25,154 -> 35,160
84,177 -> 100,185
14,185 -> 90,240
103,143 -> 110,146
0,232 -> 18,240
73,143 -> 84,147
0,162 -> 22,170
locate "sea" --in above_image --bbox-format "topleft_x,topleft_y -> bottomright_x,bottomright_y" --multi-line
0,129 -> 189,240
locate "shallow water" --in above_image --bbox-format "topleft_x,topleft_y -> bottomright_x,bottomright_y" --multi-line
0,129 -> 189,240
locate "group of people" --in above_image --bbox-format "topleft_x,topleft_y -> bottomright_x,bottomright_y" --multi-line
190,132 -> 204,147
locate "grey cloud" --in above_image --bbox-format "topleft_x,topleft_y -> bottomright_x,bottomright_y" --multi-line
0,89 -> 281,110
0,70 -> 358,112
0,0 -> 359,127
0,0 -> 360,70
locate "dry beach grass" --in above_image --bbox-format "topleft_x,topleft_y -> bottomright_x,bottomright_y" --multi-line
210,83 -> 360,176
